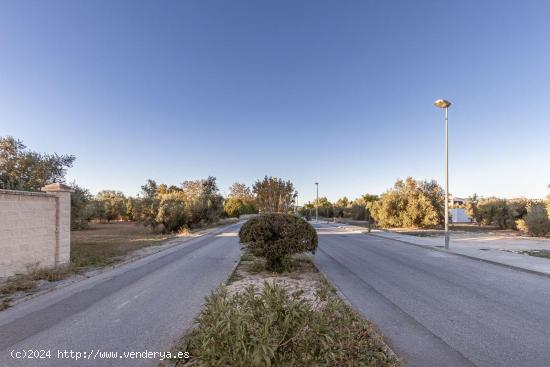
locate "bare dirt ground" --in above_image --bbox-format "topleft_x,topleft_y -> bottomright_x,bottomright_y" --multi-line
226,253 -> 328,308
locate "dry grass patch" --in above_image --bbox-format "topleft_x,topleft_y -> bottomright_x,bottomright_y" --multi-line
0,263 -> 77,308
71,222 -> 175,268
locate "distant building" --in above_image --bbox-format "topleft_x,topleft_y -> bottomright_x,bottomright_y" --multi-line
450,208 -> 471,223
452,197 -> 466,206
449,197 -> 471,223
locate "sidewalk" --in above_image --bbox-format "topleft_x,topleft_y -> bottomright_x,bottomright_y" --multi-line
329,222 -> 550,278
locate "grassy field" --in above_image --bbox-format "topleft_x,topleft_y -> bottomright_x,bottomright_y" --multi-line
71,222 -> 175,268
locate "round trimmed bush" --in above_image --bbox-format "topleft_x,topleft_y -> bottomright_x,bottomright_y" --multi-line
239,213 -> 318,272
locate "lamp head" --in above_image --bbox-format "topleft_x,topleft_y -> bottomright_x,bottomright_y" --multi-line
434,99 -> 451,108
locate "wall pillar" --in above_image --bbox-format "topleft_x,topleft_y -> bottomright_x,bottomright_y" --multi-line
42,183 -> 74,266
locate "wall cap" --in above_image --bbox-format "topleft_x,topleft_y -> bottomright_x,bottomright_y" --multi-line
0,189 -> 52,197
41,183 -> 75,193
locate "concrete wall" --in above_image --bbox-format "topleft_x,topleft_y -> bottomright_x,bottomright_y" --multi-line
0,183 -> 74,278
451,208 -> 472,223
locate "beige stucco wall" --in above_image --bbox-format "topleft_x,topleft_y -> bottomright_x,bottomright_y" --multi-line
0,183 -> 73,278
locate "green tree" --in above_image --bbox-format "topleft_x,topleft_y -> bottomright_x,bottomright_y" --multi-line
477,198 -> 511,229
70,182 -> 92,229
182,176 -> 224,224
228,182 -> 254,201
95,190 -> 127,222
369,177 -> 444,228
224,197 -> 245,218
227,182 -> 258,215
516,201 -> 550,236
156,189 -> 188,232
136,177 -> 225,232
125,197 -> 140,221
465,194 -> 482,225
252,176 -> 295,213
317,197 -> 334,218
0,136 -> 75,191
336,197 -> 349,208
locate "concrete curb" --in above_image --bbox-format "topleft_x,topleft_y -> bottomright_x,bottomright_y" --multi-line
367,232 -> 550,279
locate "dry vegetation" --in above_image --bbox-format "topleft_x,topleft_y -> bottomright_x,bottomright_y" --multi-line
162,251 -> 399,367
71,222 -> 176,268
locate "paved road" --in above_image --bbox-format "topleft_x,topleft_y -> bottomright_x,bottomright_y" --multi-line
0,223 -> 241,367
313,223 -> 550,367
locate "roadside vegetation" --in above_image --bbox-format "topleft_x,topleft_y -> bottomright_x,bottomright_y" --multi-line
466,195 -> 550,236
164,213 -> 398,367
300,176 -> 550,238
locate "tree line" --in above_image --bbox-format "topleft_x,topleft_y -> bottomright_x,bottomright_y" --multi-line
301,177 -> 550,236
300,177 -> 446,228
2,136 -> 548,236
465,195 -> 550,236
1,137 -> 302,232
70,176 -> 301,233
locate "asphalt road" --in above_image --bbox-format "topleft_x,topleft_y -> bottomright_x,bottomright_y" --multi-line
0,223 -> 242,367
313,223 -> 550,367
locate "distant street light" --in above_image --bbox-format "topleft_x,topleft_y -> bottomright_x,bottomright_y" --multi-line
315,182 -> 319,222
434,99 -> 451,249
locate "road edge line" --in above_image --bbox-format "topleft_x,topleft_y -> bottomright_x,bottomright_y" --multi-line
310,252 -> 399,360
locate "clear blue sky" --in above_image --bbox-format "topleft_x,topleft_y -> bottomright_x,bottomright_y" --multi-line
1,1 -> 549,202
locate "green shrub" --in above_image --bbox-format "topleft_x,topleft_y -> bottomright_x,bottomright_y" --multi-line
239,214 -> 317,272
185,283 -> 398,367
516,202 -> 550,236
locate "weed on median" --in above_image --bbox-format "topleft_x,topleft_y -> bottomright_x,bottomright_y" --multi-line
174,282 -> 398,367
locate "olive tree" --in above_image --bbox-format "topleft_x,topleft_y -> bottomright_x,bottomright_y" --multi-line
369,177 -> 444,228
0,136 -> 75,191
252,176 -> 296,213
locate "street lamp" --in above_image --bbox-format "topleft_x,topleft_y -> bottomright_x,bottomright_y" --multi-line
434,99 -> 451,249
315,182 -> 319,222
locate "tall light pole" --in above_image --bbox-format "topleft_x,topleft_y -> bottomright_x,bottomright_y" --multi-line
315,182 -> 319,221
434,99 -> 451,249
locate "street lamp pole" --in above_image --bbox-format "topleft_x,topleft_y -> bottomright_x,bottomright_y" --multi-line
434,99 -> 452,249
315,182 -> 319,222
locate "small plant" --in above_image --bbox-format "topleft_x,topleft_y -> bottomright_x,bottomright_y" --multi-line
247,259 -> 265,273
241,251 -> 254,262
239,214 -> 318,272
227,270 -> 242,284
0,298 -> 12,311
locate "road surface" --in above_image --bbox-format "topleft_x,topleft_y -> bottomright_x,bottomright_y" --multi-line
313,223 -> 550,367
0,223 -> 241,366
